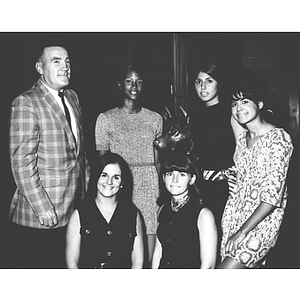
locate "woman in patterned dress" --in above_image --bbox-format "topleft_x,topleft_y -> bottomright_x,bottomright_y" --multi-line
218,70 -> 294,268
95,64 -> 163,267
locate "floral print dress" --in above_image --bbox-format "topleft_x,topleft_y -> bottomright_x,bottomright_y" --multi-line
220,128 -> 293,268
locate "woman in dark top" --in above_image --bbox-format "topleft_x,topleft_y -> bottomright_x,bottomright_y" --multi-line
152,154 -> 217,269
66,153 -> 144,268
191,61 -> 237,264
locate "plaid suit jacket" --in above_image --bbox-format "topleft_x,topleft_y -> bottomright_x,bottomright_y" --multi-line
9,79 -> 90,228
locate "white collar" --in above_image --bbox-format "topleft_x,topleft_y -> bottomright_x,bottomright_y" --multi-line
40,80 -> 64,100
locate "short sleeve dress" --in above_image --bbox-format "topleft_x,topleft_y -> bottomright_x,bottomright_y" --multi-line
220,128 -> 293,268
95,107 -> 163,235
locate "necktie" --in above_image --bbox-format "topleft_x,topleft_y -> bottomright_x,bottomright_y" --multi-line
58,91 -> 72,130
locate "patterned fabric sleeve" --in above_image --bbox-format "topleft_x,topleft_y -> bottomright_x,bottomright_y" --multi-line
234,132 -> 246,173
9,96 -> 54,216
95,112 -> 110,151
259,129 -> 293,207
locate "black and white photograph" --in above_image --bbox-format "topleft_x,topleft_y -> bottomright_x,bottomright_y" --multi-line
1,2 -> 299,299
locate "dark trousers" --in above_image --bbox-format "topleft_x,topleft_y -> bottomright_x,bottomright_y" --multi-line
7,222 -> 67,269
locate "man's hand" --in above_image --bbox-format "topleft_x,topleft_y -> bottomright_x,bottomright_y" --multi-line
38,209 -> 58,228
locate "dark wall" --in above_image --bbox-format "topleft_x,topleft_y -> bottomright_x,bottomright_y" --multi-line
186,32 -> 243,111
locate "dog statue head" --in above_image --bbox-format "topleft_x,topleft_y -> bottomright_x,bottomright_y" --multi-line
154,106 -> 194,156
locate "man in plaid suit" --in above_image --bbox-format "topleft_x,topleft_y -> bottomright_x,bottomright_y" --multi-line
8,44 -> 90,268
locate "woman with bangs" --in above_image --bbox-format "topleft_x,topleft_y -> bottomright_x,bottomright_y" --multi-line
218,70 -> 294,269
152,154 -> 217,269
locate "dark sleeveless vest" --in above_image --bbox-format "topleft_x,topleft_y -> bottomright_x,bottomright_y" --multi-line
77,199 -> 137,269
157,196 -> 204,268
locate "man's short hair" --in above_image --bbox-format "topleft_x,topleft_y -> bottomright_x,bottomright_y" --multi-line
36,42 -> 67,63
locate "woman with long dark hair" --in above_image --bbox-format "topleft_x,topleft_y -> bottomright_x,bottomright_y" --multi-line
66,152 -> 144,268
191,60 -> 237,264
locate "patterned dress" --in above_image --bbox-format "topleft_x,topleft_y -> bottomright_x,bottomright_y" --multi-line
220,128 -> 293,268
95,107 -> 163,235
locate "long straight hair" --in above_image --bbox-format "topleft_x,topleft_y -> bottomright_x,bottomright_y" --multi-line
193,61 -> 227,105
195,61 -> 223,85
